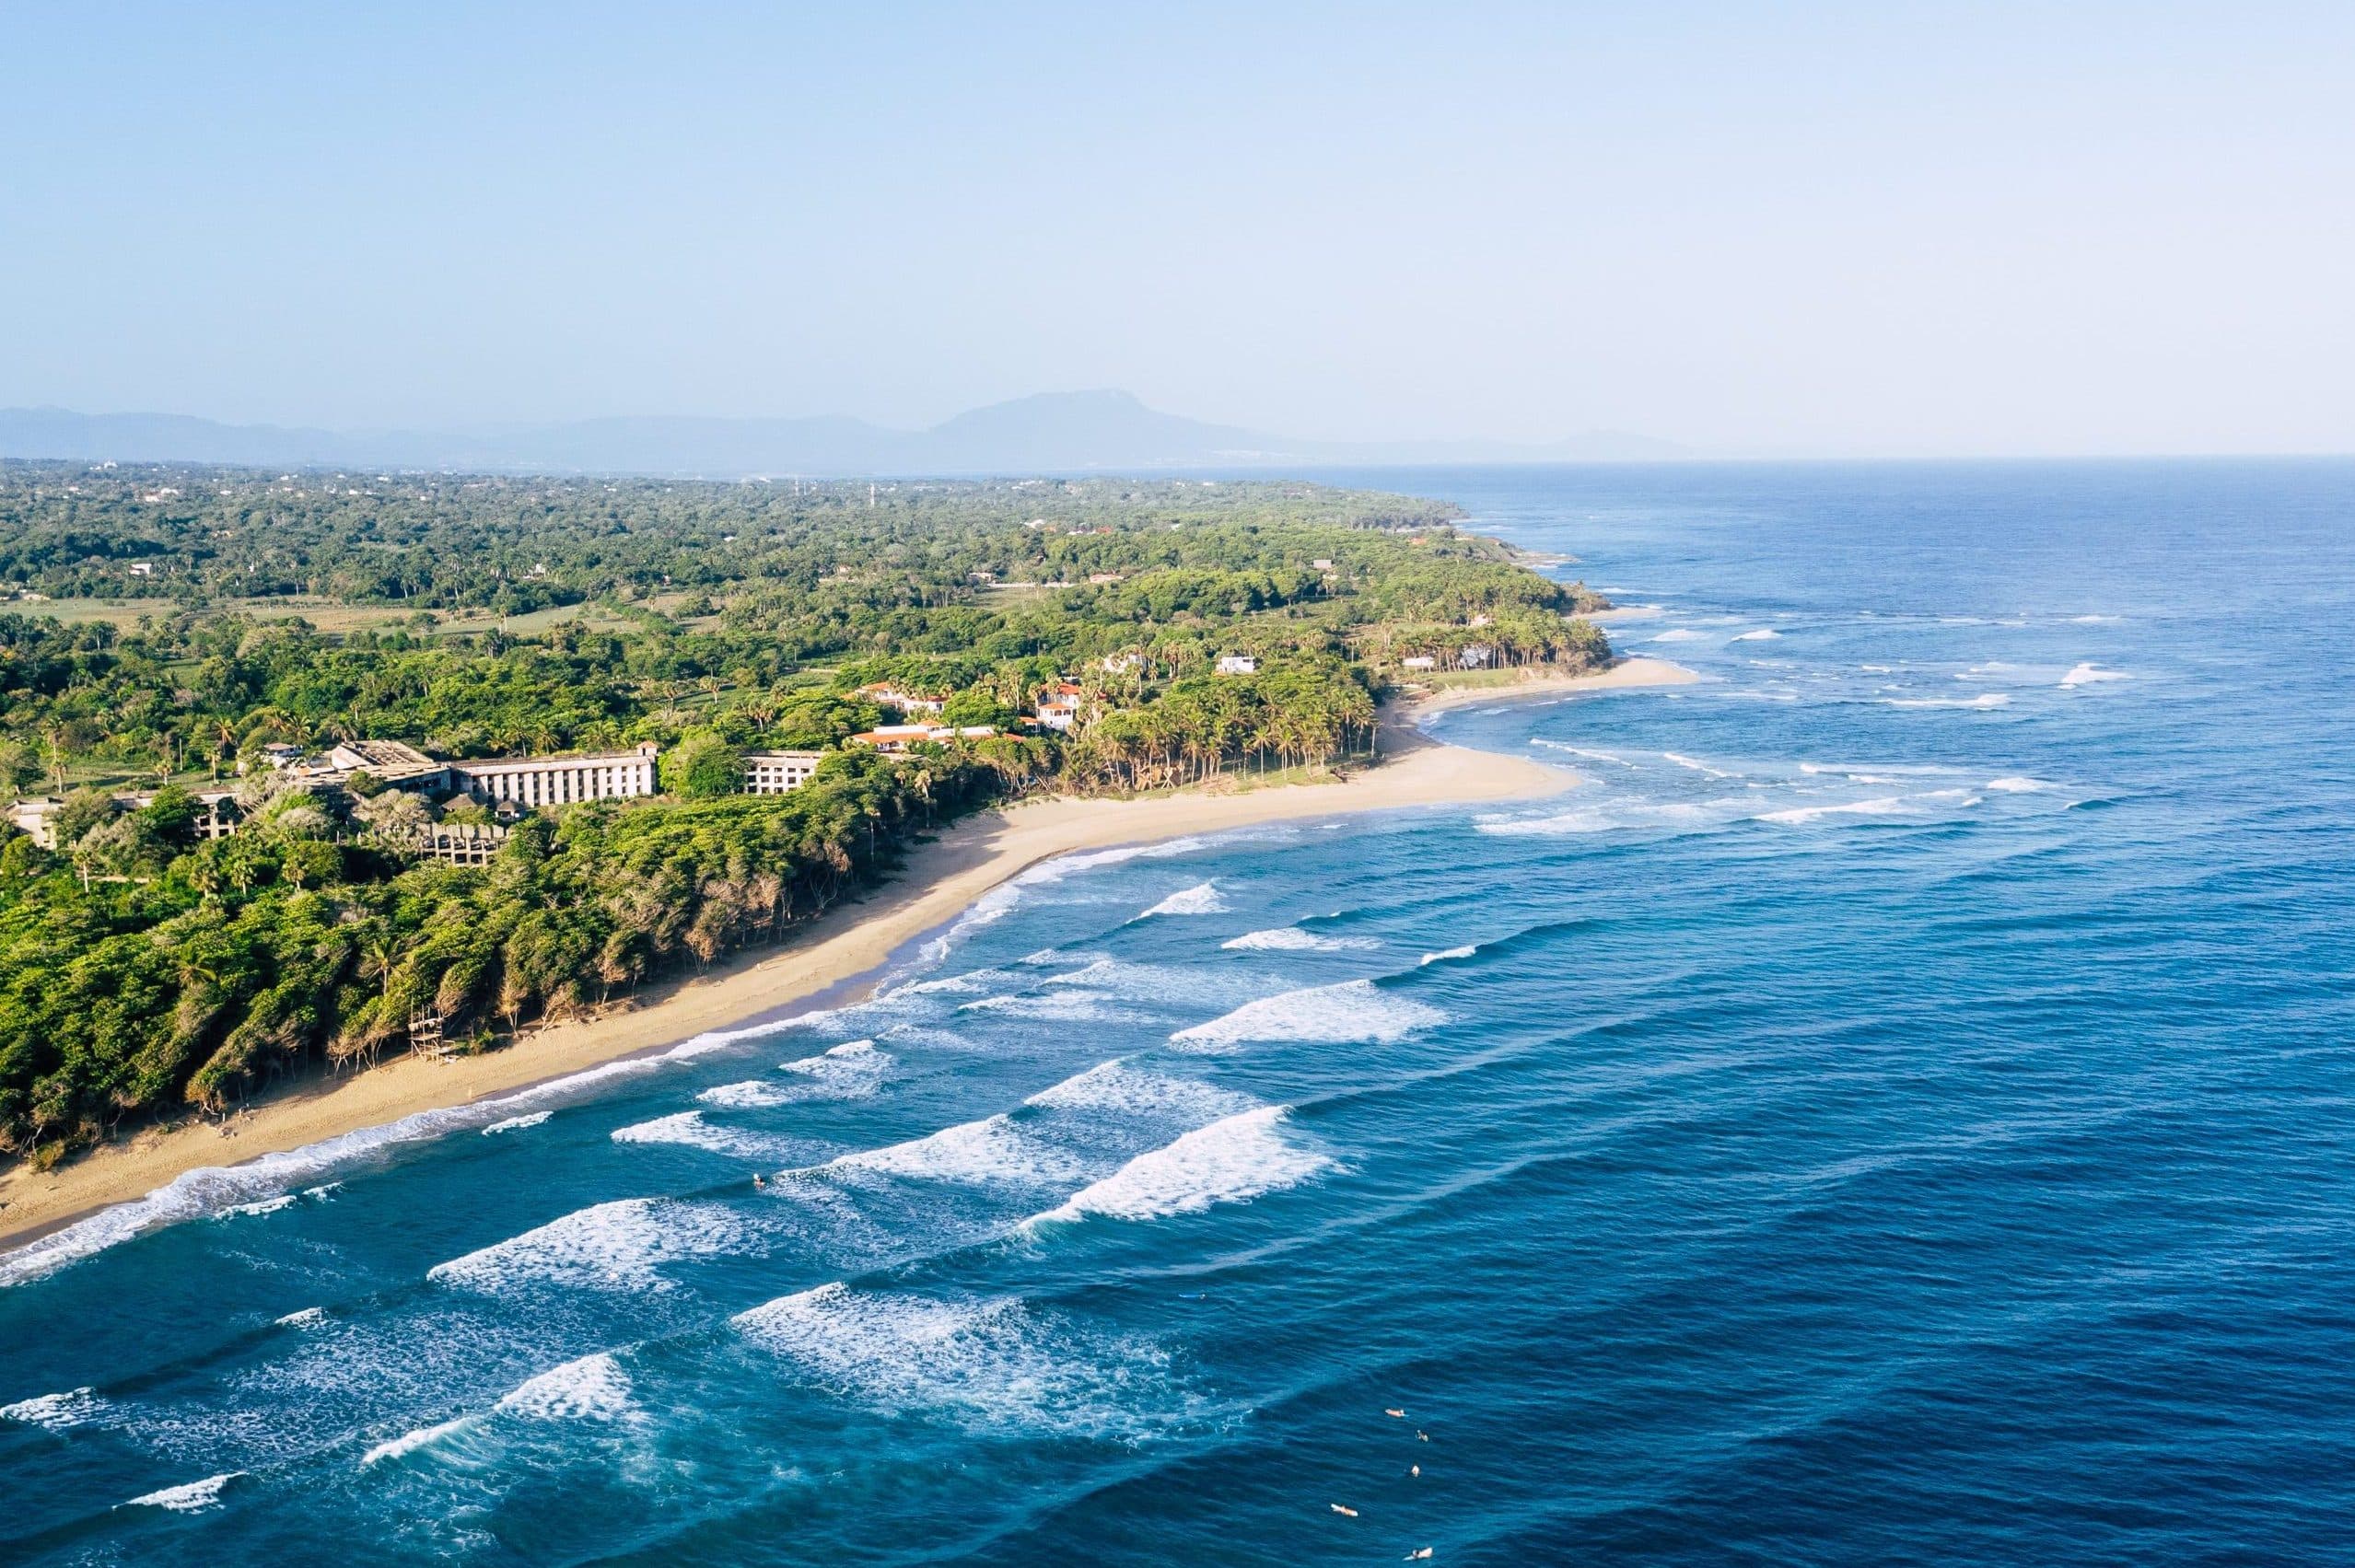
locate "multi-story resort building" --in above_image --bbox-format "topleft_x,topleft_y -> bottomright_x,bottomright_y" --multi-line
449,743 -> 661,810
743,749 -> 824,794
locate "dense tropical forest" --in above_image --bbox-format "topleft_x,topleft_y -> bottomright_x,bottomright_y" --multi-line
0,462 -> 1612,1167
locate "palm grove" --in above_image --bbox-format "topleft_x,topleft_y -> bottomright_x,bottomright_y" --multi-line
0,465 -> 1610,1167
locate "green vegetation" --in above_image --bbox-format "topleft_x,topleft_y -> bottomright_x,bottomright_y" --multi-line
0,462 -> 1610,1166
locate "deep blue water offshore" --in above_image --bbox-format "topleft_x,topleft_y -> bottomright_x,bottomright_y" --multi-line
4,460 -> 2352,1565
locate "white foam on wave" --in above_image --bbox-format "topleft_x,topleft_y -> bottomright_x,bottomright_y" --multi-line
1650,627 -> 1708,642
2069,613 -> 2123,624
1731,628 -> 1779,641
938,838 -> 1215,953
361,1416 -> 471,1468
958,987 -> 1132,1023
1479,797 -> 1733,838
496,1353 -> 633,1423
704,1039 -> 891,1109
611,1110 -> 794,1160
838,1114 -> 1084,1186
896,968 -> 1004,997
732,1283 -> 1182,1436
1029,1107 -> 1331,1226
1140,880 -> 1228,918
427,1197 -> 749,1294
483,1111 -> 551,1135
1530,739 -> 1638,768
1219,926 -> 1381,952
1420,944 -> 1478,965
121,1472 -> 242,1512
1661,751 -> 1736,778
1708,689 -> 1798,702
219,1194 -> 297,1220
1172,979 -> 1446,1051
2059,662 -> 2131,688
4,1386 -> 103,1430
1756,787 -> 1979,827
1986,775 -> 2053,793
274,1307 -> 328,1330
1885,691 -> 2011,709
1022,1059 -> 1253,1122
0,1018 -> 789,1288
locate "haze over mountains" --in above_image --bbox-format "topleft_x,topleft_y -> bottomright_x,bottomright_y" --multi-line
0,391 -> 1685,477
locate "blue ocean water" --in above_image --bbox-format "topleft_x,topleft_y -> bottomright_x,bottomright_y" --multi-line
4,459 -> 2351,1565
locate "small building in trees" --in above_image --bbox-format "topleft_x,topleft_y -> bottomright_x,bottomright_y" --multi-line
743,749 -> 824,794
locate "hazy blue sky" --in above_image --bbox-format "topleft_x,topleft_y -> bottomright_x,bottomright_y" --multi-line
5,2 -> 2350,456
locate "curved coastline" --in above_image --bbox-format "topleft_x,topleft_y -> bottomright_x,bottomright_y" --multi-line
0,658 -> 1691,1268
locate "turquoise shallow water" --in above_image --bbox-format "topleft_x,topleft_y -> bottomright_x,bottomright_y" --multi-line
4,459 -> 2351,1564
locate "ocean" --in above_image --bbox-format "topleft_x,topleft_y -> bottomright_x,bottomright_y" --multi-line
4,459 -> 2351,1564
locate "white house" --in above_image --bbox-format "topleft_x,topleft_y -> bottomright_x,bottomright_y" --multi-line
1215,655 -> 1258,676
1402,655 -> 1439,670
1033,682 -> 1086,733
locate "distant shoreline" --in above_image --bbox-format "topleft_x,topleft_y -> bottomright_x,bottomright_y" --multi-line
0,658 -> 1692,1270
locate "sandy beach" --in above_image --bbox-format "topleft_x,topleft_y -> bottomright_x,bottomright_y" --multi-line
0,658 -> 1691,1259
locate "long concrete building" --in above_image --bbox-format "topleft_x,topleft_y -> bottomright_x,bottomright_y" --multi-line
449,743 -> 661,809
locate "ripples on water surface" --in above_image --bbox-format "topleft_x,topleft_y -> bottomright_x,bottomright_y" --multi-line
5,460 -> 2351,1564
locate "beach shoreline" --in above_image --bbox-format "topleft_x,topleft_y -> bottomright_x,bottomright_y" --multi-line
0,658 -> 1689,1262
1393,654 -> 1699,714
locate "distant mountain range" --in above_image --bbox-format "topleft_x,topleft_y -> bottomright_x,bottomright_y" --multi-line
0,391 -> 1686,477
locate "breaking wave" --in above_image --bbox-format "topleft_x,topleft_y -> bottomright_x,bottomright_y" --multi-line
1172,979 -> 1447,1051
838,1114 -> 1084,1187
1756,788 -> 1981,826
732,1283 -> 1188,1437
611,1110 -> 796,1160
2059,663 -> 2131,688
703,1040 -> 889,1108
1139,881 -> 1229,918
3,1386 -> 103,1430
1220,926 -> 1382,952
121,1472 -> 242,1512
1028,1107 -> 1331,1226
1886,692 -> 2011,709
0,1024 -> 786,1288
426,1198 -> 750,1294
959,988 -> 1134,1022
496,1353 -> 633,1423
1021,1059 -> 1254,1124
360,1416 -> 471,1468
